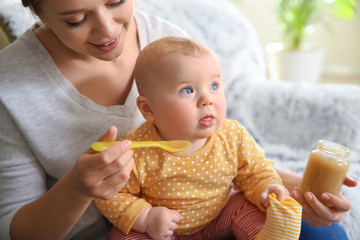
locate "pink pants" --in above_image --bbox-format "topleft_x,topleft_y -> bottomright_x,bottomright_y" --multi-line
110,192 -> 266,240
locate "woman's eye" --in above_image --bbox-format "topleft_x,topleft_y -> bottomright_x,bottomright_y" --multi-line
108,0 -> 126,8
210,83 -> 219,91
181,87 -> 193,94
66,0 -> 125,28
67,16 -> 87,29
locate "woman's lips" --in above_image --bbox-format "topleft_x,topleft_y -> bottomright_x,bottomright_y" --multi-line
91,34 -> 120,52
198,115 -> 216,127
104,39 -> 116,45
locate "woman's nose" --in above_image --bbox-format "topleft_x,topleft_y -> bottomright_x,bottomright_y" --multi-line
92,11 -> 114,38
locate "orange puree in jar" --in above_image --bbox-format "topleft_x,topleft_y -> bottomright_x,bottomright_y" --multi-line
300,140 -> 350,201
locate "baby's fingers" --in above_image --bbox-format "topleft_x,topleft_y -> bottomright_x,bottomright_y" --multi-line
172,211 -> 184,223
271,187 -> 289,202
260,191 -> 270,208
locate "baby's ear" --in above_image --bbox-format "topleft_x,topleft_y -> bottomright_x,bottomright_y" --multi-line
137,96 -> 154,121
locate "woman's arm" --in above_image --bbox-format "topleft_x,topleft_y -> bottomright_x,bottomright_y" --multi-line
275,168 -> 301,191
276,167 -> 357,226
9,126 -> 134,240
10,171 -> 93,240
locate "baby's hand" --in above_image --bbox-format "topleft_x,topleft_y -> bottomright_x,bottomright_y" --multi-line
145,206 -> 184,240
260,184 -> 290,208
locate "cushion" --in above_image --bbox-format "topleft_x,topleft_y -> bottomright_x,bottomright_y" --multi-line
0,17 -> 14,50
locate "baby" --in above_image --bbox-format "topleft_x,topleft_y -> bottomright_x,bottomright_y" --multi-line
95,36 -> 302,240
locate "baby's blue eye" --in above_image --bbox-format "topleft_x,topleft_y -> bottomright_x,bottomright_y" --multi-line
211,83 -> 219,91
181,87 -> 193,94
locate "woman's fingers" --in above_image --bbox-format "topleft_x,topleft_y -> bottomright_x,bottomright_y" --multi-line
319,192 -> 351,212
291,189 -> 324,226
102,151 -> 134,188
98,125 -> 118,142
343,175 -> 357,187
73,126 -> 135,199
303,191 -> 346,225
86,126 -> 118,154
291,186 -> 352,227
92,140 -> 132,169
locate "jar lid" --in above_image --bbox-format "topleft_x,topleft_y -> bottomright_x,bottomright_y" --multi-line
318,140 -> 350,160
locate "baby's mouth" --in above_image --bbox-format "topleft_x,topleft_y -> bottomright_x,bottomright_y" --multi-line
200,115 -> 214,121
198,115 -> 216,127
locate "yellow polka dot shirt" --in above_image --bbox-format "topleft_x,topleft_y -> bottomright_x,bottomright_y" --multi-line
94,119 -> 282,235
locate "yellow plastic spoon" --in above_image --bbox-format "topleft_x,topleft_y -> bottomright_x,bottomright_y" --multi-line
91,140 -> 191,152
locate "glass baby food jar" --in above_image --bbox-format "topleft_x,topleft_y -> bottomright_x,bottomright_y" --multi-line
299,140 -> 350,201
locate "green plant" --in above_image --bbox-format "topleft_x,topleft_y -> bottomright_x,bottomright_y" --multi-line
275,0 -> 357,51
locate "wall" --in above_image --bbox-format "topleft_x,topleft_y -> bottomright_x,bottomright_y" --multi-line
0,0 -> 18,7
2,0 -> 359,84
234,0 -> 360,84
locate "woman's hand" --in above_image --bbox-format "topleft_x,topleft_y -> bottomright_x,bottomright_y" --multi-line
70,126 -> 134,200
10,126 -> 134,240
291,175 -> 357,226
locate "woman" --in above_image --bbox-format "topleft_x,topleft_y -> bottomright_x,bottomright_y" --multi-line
0,0 -> 356,239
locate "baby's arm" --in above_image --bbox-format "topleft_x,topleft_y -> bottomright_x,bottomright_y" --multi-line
132,206 -> 184,240
259,184 -> 290,208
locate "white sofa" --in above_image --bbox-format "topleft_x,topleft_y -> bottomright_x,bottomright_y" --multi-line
1,0 -> 359,239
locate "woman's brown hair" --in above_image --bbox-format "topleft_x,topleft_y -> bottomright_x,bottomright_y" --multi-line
22,0 -> 43,14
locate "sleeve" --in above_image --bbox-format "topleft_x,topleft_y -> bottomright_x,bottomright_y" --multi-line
94,162 -> 151,235
0,102 -> 47,240
232,123 -> 282,211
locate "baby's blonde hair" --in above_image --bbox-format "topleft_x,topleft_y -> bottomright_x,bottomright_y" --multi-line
134,36 -> 213,96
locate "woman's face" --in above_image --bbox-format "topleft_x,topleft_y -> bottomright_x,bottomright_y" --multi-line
38,0 -> 135,61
